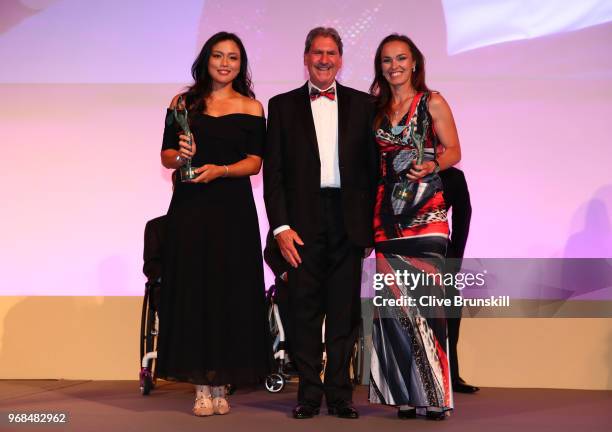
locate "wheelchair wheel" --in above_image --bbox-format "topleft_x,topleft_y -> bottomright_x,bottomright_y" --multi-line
265,373 -> 285,393
144,305 -> 158,383
144,291 -> 158,359
349,343 -> 359,386
349,320 -> 364,386
139,286 -> 150,364
140,368 -> 154,395
139,283 -> 159,395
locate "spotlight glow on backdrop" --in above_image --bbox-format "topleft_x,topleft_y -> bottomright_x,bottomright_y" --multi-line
1,0 -> 611,295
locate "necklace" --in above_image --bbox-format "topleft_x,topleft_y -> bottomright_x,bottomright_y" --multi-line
391,92 -> 416,118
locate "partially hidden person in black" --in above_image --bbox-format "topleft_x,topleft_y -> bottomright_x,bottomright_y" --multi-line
440,167 -> 480,394
263,230 -> 290,281
263,27 -> 378,419
143,215 -> 165,313
156,31 -> 271,417
263,230 -> 293,359
143,172 -> 177,314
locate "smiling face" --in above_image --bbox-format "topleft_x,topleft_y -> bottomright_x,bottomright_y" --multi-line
380,40 -> 415,88
304,35 -> 342,89
208,39 -> 241,86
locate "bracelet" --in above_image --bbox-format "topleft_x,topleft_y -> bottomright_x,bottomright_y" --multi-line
432,160 -> 441,174
175,154 -> 186,166
222,165 -> 229,177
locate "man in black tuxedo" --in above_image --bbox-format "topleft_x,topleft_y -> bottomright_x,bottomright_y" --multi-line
440,167 -> 479,394
263,27 -> 377,419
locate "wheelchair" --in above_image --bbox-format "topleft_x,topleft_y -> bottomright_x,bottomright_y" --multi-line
139,279 -> 160,395
264,279 -> 365,393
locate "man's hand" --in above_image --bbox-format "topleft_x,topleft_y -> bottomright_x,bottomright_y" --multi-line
275,229 -> 304,268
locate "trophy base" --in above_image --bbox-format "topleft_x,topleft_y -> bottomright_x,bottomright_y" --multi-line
179,165 -> 200,182
392,181 -> 416,203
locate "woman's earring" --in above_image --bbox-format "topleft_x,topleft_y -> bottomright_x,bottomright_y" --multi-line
412,65 -> 416,72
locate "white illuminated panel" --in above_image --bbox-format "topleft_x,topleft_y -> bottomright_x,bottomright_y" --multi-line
442,0 -> 612,54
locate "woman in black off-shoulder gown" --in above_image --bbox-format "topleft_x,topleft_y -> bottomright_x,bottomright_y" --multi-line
156,32 -> 271,417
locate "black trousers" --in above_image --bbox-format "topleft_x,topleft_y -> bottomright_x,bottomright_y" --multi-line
446,284 -> 462,382
287,189 -> 362,408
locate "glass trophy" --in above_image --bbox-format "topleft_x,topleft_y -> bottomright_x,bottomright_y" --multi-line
390,123 -> 424,215
172,98 -> 199,182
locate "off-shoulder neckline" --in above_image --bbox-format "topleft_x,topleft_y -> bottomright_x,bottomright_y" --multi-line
201,113 -> 264,119
165,109 -> 264,120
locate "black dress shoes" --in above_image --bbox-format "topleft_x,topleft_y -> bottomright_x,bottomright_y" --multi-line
397,408 -> 417,419
453,377 -> 480,394
292,404 -> 320,419
425,410 -> 446,421
328,403 -> 359,419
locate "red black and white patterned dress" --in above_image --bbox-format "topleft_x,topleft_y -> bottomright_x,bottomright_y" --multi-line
369,92 -> 453,413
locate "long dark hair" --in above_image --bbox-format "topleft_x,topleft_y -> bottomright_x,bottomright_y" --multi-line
370,34 -> 429,129
182,32 -> 254,117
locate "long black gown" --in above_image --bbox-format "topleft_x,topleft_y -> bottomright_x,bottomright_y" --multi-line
156,110 -> 272,386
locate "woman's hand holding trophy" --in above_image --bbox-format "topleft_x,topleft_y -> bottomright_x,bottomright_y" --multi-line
178,133 -> 195,161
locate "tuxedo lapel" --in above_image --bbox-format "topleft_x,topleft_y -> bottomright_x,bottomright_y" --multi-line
337,83 -> 352,169
296,82 -> 320,161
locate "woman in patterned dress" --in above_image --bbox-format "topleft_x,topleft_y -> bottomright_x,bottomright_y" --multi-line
368,34 -> 462,420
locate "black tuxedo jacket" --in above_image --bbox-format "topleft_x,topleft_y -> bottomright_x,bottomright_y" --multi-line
263,82 -> 378,247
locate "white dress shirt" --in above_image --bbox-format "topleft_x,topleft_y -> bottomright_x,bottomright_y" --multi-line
273,81 -> 340,237
309,80 -> 341,188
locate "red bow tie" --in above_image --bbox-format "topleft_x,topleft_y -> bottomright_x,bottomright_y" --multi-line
310,87 -> 336,101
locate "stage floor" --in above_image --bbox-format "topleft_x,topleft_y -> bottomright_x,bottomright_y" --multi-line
1,380 -> 610,431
